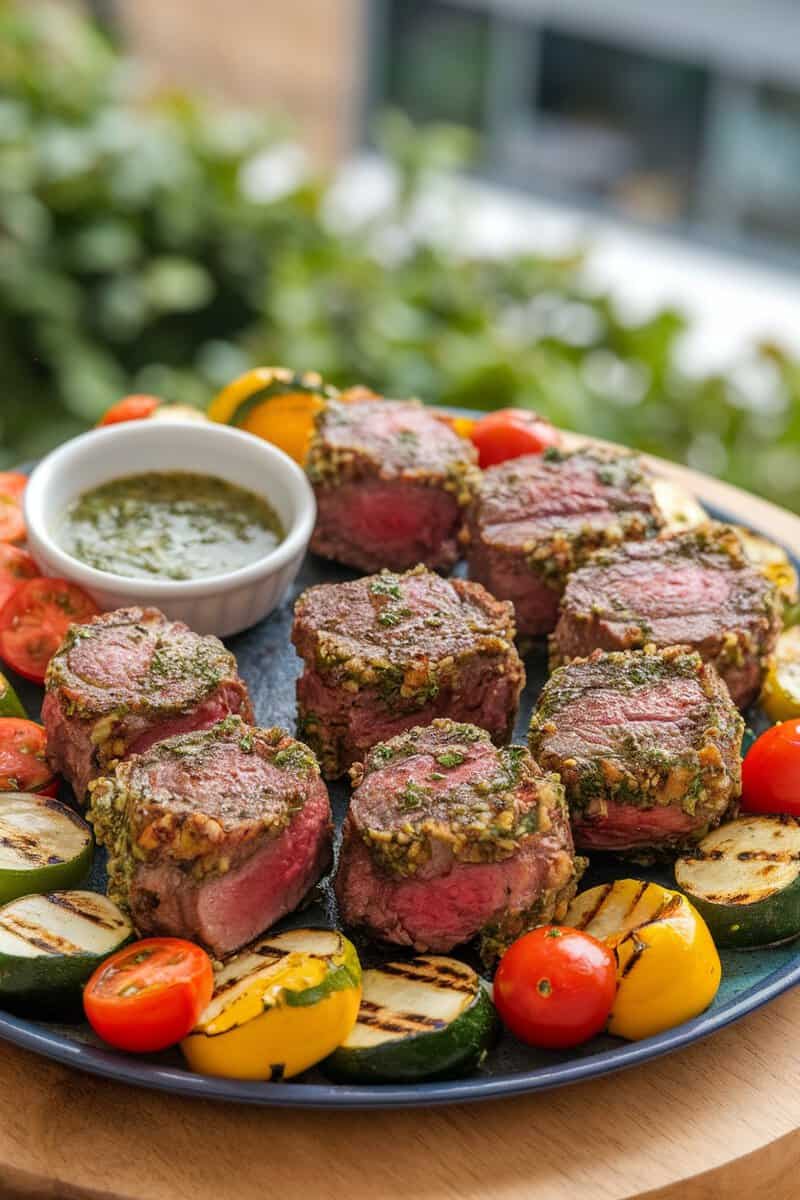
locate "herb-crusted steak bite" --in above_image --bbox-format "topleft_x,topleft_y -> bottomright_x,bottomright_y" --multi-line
466,447 -> 665,636
529,646 -> 743,855
307,396 -> 479,572
335,720 -> 582,962
43,607 -> 253,802
292,566 -> 526,779
87,717 -> 332,957
551,526 -> 782,708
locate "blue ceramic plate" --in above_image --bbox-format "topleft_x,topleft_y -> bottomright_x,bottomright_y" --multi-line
1,447 -> 798,1108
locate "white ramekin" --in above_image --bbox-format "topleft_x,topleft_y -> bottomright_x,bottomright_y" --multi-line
23,421 -> 316,638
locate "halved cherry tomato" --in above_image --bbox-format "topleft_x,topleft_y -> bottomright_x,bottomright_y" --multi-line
0,474 -> 27,545
493,926 -> 617,1049
84,938 -> 214,1053
0,578 -> 99,684
469,408 -> 560,468
0,718 -> 58,794
0,545 -> 38,611
742,721 -> 800,817
97,394 -> 161,427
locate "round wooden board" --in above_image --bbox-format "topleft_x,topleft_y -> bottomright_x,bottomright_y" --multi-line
2,453 -> 799,1200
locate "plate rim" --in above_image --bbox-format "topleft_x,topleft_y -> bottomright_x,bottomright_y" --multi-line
3,431 -> 799,1109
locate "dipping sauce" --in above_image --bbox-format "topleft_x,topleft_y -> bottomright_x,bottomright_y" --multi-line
58,471 -> 284,581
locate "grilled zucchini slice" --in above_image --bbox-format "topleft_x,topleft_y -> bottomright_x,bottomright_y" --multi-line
675,816 -> 800,948
651,478 -> 708,533
0,793 -> 93,904
0,890 -> 132,1011
733,526 -> 798,608
760,627 -> 800,721
324,955 -> 497,1084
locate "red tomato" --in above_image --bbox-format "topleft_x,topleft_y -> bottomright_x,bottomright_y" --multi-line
742,721 -> 800,816
469,408 -> 560,468
0,578 -> 99,684
97,395 -> 161,427
0,718 -> 57,794
494,926 -> 617,1050
84,938 -> 214,1053
0,545 -> 38,611
0,473 -> 27,502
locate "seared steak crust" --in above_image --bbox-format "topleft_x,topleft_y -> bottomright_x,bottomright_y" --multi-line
292,565 -> 526,778
466,447 -> 665,636
43,606 -> 252,802
307,396 -> 479,572
529,645 -> 743,855
551,525 -> 782,707
335,720 -> 582,961
87,716 -> 332,956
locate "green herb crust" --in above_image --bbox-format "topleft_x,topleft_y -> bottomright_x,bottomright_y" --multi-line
87,716 -> 322,906
529,645 -> 743,854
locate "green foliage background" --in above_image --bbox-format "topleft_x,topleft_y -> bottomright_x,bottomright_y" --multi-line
2,2 -> 800,511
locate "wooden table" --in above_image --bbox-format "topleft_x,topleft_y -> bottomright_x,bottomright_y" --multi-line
2,459 -> 799,1200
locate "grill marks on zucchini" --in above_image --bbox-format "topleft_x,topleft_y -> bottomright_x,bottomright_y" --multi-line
324,955 -> 497,1083
675,816 -> 800,947
0,794 -> 93,905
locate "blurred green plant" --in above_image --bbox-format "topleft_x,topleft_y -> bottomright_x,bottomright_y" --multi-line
2,2 -> 800,514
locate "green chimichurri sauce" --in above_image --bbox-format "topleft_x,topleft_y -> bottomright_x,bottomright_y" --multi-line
59,471 -> 284,582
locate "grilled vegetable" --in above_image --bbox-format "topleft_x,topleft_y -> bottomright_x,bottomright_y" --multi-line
651,478 -> 708,532
84,938 -> 214,1052
760,627 -> 800,721
0,672 -> 25,720
0,578 -> 99,684
675,816 -> 800,949
733,526 -> 798,608
0,793 -> 92,904
181,928 -> 361,1080
325,955 -> 496,1083
565,879 -> 721,1041
494,927 -> 616,1050
208,367 -> 335,464
0,890 -> 132,1010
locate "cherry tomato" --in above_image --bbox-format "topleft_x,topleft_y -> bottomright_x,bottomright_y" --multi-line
494,926 -> 617,1050
0,474 -> 27,545
0,545 -> 38,611
742,721 -> 800,816
469,408 -> 560,468
84,938 -> 214,1053
0,718 -> 58,794
0,578 -> 99,684
97,394 -> 161,427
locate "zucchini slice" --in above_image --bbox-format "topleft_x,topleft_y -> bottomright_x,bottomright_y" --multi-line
760,627 -> 800,722
0,793 -> 93,904
675,816 -> 800,949
733,526 -> 799,607
324,955 -> 497,1084
0,890 -> 132,1010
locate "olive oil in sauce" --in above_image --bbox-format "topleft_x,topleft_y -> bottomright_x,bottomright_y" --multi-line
59,471 -> 284,581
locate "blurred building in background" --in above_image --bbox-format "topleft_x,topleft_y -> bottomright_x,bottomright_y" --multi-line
110,0 -> 800,269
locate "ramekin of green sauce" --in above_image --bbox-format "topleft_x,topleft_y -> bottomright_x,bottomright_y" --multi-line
23,421 -> 316,636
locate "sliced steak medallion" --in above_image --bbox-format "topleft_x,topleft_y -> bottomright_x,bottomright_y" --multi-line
529,645 -> 743,855
335,720 -> 582,962
87,716 -> 332,957
466,446 -> 665,636
43,607 -> 252,802
551,526 -> 782,708
307,396 -> 480,572
292,565 -> 525,778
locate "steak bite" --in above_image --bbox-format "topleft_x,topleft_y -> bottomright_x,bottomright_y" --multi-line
292,565 -> 525,779
307,395 -> 479,572
551,526 -> 782,708
87,717 -> 332,957
466,446 -> 665,636
335,720 -> 582,961
43,607 -> 252,802
529,646 -> 743,855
